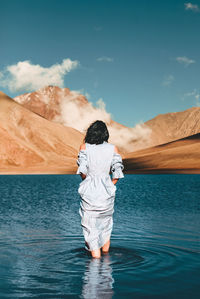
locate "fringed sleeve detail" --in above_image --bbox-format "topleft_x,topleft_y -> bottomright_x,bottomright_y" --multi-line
111,152 -> 124,179
76,150 -> 88,175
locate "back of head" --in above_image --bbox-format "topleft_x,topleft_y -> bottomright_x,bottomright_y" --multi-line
84,120 -> 109,145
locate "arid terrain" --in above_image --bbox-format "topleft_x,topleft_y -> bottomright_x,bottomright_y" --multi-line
0,87 -> 200,174
15,86 -> 200,151
0,91 -> 83,174
14,86 -> 152,153
123,133 -> 200,174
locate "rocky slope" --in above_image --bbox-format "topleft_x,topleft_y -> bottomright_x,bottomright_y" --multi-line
14,86 -> 88,121
0,91 -> 84,174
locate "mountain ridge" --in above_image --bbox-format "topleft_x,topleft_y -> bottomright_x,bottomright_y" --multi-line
14,86 -> 152,153
1,88 -> 200,174
14,85 -> 200,152
0,91 -> 84,173
123,132 -> 200,173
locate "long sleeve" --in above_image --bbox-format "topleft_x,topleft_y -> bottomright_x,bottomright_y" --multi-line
111,152 -> 124,179
76,150 -> 88,175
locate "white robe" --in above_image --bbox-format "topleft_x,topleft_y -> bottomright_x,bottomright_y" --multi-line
76,141 -> 124,251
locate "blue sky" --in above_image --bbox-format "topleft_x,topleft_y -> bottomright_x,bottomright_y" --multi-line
1,0 -> 200,126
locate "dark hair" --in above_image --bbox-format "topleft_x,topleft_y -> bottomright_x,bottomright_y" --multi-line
84,120 -> 109,144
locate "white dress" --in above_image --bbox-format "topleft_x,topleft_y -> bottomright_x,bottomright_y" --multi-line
76,141 -> 124,251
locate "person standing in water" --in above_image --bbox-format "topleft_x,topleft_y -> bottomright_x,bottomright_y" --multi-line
76,120 -> 124,258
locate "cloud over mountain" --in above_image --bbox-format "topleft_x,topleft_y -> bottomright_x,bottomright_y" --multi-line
14,86 -> 152,153
0,59 -> 79,92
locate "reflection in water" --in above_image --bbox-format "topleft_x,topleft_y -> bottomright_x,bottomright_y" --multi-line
81,254 -> 114,299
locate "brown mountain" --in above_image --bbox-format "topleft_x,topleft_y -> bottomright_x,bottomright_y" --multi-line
1,90 -> 199,174
14,86 -> 88,122
4,86 -> 200,174
145,107 -> 200,147
14,86 -> 200,153
0,91 -> 84,174
14,86 -> 152,153
123,133 -> 200,174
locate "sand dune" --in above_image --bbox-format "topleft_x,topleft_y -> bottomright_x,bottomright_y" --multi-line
123,133 -> 200,174
0,91 -> 84,174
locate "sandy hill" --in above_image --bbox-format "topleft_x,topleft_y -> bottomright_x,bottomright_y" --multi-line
14,86 -> 200,154
123,132 -> 200,174
1,88 -> 200,174
0,91 -> 84,174
145,107 -> 200,147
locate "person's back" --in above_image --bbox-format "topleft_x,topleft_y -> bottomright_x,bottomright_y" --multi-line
85,141 -> 115,177
77,141 -> 118,205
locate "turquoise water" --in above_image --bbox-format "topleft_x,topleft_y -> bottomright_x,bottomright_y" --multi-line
0,174 -> 199,298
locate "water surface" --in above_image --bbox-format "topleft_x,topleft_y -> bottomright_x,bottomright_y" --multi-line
0,174 -> 199,298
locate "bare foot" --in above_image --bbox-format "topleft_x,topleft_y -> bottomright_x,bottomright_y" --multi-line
101,239 -> 110,253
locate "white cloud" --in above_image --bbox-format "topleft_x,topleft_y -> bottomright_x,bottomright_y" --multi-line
70,88 -> 91,100
14,85 -> 152,152
84,92 -> 91,100
107,123 -> 152,152
176,56 -> 195,67
183,89 -> 197,98
96,98 -> 106,110
97,56 -> 114,62
183,89 -> 200,105
56,91 -> 111,134
194,93 -> 200,106
196,98 -> 200,106
162,74 -> 174,86
184,2 -> 200,12
0,59 -> 79,92
45,88 -> 152,152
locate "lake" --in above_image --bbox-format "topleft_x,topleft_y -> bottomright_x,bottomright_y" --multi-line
0,174 -> 199,298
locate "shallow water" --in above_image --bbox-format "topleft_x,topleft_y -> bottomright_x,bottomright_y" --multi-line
0,174 -> 199,298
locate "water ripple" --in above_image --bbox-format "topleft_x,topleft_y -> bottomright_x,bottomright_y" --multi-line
0,174 -> 199,298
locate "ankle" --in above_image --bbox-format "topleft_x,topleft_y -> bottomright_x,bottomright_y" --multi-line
91,249 -> 101,258
92,255 -> 101,258
102,240 -> 110,252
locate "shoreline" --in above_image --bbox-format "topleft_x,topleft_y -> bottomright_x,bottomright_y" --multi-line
0,168 -> 200,175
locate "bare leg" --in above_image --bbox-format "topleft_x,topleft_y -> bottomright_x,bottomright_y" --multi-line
101,239 -> 110,253
85,241 -> 101,258
91,249 -> 101,258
